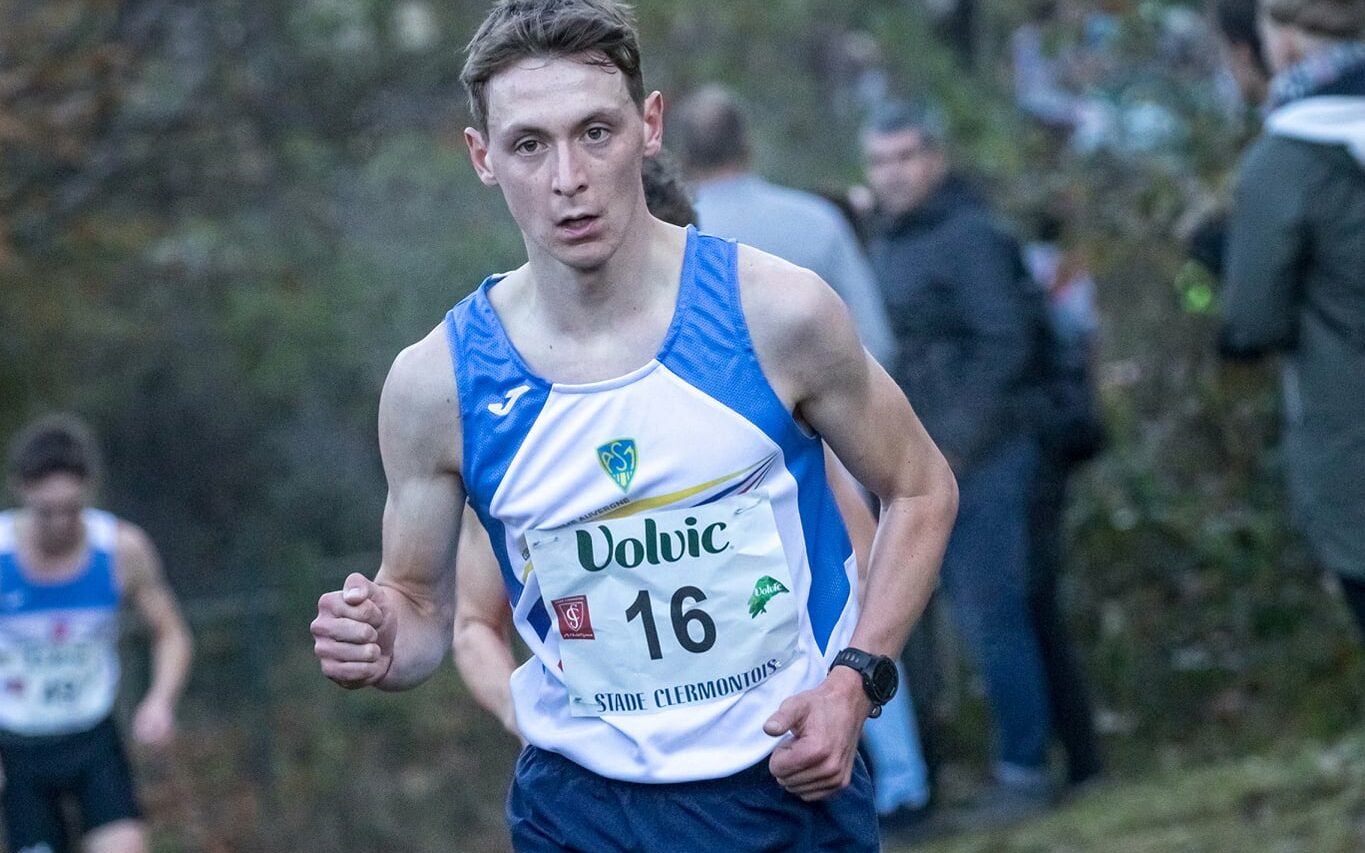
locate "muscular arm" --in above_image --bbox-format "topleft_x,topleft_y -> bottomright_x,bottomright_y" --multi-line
118,523 -> 192,746
742,247 -> 958,799
824,447 -> 875,591
372,331 -> 468,690
314,326 -> 467,691
451,504 -> 520,735
745,247 -> 957,663
809,339 -> 956,660
819,217 -> 897,369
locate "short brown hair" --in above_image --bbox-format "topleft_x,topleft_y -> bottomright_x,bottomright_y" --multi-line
461,0 -> 645,131
8,414 -> 101,487
1264,0 -> 1365,38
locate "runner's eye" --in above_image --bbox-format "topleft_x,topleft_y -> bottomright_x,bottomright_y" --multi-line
584,126 -> 610,143
514,138 -> 542,155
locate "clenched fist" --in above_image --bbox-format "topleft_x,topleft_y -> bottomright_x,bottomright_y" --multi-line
312,572 -> 398,689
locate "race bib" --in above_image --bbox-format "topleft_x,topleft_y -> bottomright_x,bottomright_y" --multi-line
525,493 -> 800,717
0,639 -> 104,716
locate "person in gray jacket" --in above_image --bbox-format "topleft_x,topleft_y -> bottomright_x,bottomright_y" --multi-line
1221,0 -> 1365,631
671,85 -> 897,368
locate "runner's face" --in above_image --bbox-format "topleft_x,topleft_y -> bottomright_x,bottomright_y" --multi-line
18,473 -> 90,555
466,56 -> 662,271
862,128 -> 947,218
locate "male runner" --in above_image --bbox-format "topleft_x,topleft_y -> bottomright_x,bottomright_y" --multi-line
450,152 -> 882,741
311,1 -> 957,849
450,150 -> 710,738
1,415 -> 193,853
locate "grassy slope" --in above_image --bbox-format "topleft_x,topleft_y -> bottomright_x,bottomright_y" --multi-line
893,734 -> 1365,853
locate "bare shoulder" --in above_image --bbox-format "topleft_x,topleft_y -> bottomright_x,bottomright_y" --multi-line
113,519 -> 162,588
736,244 -> 839,330
735,244 -> 865,405
380,322 -> 463,477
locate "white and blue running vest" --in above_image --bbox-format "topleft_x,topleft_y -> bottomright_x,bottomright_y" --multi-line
0,509 -> 122,737
447,227 -> 860,783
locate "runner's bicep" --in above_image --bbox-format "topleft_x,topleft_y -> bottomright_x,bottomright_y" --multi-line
374,341 -> 466,605
115,525 -> 185,636
377,469 -> 464,609
805,351 -> 942,506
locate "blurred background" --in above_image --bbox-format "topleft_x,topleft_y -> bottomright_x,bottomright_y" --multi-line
3,0 -> 1363,850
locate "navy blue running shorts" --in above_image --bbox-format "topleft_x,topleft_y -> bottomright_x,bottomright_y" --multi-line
507,745 -> 879,852
0,716 -> 143,853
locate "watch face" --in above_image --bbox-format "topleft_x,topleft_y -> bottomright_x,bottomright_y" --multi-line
870,657 -> 898,703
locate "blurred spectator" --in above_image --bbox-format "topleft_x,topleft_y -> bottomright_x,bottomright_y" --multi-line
861,100 -> 1055,825
1011,1 -> 1094,134
1013,0 -> 1236,157
1220,0 -> 1365,635
1185,0 -> 1275,279
670,85 -> 897,368
1007,1 -> 1131,154
1023,211 -> 1107,789
1211,0 -> 1273,108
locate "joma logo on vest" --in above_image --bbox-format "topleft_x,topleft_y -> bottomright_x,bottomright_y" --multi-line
576,516 -> 729,572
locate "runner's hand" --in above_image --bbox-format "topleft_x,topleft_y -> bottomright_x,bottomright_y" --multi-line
763,666 -> 871,801
312,572 -> 397,689
132,695 -> 176,747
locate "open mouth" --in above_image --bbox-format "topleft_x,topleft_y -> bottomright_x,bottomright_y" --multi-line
557,214 -> 599,238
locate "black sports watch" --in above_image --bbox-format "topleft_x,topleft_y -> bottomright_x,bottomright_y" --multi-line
829,647 -> 898,718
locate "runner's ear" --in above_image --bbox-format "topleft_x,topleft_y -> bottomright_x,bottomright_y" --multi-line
641,91 -> 664,158
465,127 -> 499,186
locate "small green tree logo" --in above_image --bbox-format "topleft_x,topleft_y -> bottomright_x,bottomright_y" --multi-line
748,575 -> 790,618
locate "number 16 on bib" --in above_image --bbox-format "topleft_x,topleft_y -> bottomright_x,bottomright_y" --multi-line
525,493 -> 801,717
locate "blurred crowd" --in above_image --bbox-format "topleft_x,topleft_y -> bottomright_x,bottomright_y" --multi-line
657,0 -> 1365,842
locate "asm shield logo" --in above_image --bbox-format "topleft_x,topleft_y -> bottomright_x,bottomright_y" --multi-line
552,595 -> 595,640
596,438 -> 637,492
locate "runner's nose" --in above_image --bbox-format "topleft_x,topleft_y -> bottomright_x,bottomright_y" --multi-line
552,142 -> 588,197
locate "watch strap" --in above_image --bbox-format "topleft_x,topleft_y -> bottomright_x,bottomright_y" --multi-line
829,646 -> 891,717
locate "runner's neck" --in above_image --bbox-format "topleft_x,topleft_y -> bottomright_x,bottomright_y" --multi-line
491,220 -> 689,383
523,217 -> 679,329
12,511 -> 91,581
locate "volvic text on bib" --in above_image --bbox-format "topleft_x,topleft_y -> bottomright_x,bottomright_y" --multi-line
525,493 -> 800,717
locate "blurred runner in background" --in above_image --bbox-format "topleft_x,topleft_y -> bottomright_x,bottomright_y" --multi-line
1,415 -> 192,853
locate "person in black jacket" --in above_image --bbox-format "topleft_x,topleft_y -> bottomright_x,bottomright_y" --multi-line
861,101 -> 1056,824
